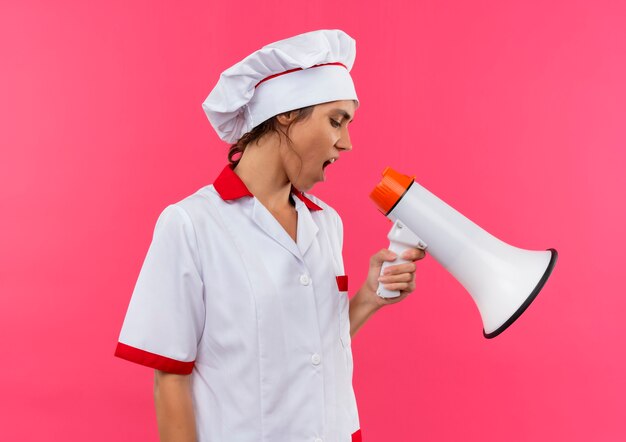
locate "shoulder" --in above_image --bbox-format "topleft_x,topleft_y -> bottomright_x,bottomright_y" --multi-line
144,185 -> 220,241
160,184 -> 222,221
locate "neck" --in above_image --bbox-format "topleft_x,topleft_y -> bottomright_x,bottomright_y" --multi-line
232,136 -> 294,212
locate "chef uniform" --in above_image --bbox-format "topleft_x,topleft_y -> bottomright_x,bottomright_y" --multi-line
115,29 -> 362,442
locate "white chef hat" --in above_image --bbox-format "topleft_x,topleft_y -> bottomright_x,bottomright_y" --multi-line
202,29 -> 359,144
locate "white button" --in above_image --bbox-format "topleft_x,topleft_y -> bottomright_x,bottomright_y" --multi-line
311,353 -> 321,365
299,274 -> 310,285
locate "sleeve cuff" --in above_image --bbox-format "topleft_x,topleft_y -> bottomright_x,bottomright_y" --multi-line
114,342 -> 195,375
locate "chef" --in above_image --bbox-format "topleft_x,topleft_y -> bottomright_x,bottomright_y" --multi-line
115,28 -> 426,442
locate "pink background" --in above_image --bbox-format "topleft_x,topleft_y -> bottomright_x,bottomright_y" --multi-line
2,0 -> 625,440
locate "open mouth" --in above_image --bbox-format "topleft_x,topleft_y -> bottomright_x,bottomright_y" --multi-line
322,158 -> 336,169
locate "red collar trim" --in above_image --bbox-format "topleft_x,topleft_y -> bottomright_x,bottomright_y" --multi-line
213,164 -> 323,211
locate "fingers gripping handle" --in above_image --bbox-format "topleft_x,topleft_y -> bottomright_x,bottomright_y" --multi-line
377,220 -> 427,298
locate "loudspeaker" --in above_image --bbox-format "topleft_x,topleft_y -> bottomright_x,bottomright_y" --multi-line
370,167 -> 558,338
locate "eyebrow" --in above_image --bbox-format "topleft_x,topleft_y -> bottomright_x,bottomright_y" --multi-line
330,108 -> 354,123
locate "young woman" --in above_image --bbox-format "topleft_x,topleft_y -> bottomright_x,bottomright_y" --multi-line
115,29 -> 426,442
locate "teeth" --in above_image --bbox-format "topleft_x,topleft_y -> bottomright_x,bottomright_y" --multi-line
329,158 -> 336,163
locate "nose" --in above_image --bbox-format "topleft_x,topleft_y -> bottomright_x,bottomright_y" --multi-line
335,127 -> 353,152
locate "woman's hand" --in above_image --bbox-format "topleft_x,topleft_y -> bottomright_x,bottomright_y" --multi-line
349,247 -> 427,338
364,247 -> 427,308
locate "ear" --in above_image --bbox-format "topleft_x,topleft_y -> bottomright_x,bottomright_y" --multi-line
275,110 -> 298,126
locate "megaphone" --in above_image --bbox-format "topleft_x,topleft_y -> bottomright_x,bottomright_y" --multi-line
370,167 -> 558,338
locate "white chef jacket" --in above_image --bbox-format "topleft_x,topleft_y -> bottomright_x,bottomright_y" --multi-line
115,163 -> 362,442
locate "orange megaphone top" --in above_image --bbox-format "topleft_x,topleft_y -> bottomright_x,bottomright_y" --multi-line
369,167 -> 415,215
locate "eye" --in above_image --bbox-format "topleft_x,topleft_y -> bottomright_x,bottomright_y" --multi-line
330,119 -> 341,128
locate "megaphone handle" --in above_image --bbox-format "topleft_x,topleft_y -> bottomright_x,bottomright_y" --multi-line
376,240 -> 414,298
377,220 -> 427,298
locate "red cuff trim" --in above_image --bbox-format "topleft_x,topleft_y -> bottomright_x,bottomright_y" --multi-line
114,342 -> 194,375
336,275 -> 348,291
352,429 -> 362,441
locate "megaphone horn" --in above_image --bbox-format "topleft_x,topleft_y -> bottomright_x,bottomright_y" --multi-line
370,167 -> 558,339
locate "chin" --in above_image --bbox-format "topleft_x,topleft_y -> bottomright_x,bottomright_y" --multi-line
292,173 -> 322,193
299,184 -> 314,193
298,180 -> 317,193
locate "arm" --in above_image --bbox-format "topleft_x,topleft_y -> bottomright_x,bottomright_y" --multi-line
154,370 -> 198,442
349,247 -> 426,338
348,285 -> 381,337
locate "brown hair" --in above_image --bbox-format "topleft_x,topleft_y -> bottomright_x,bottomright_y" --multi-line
227,105 -> 316,168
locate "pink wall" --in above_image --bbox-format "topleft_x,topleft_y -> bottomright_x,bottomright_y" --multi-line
2,0 -> 625,440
